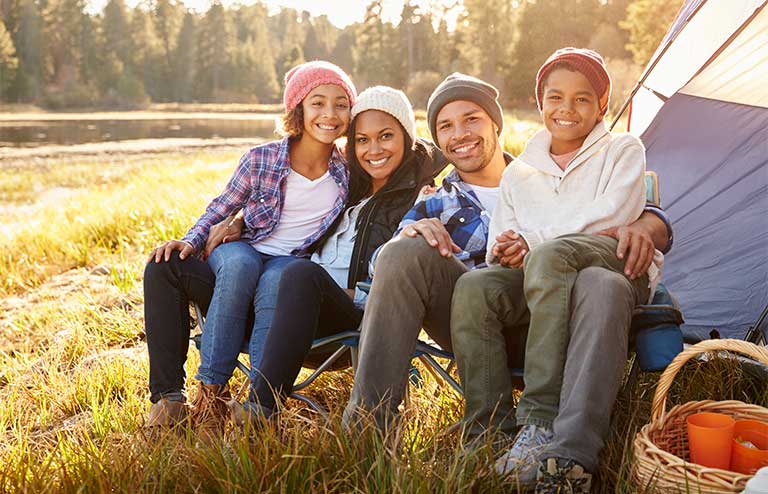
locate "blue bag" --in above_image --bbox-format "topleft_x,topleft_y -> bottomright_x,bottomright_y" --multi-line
630,283 -> 684,372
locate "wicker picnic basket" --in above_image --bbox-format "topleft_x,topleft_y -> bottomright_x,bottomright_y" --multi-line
633,338 -> 768,493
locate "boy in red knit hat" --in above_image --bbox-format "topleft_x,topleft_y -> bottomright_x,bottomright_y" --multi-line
451,48 -> 664,492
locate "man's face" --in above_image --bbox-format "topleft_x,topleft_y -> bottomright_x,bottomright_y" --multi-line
434,100 -> 499,174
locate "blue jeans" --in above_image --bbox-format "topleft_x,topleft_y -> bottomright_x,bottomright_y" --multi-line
194,241 -> 297,385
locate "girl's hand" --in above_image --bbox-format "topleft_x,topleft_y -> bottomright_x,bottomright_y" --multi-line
204,215 -> 245,259
147,240 -> 194,263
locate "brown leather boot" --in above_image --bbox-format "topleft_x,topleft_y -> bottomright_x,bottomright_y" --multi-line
145,398 -> 189,428
188,382 -> 232,437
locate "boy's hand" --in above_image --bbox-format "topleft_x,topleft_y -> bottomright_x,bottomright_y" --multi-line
204,214 -> 245,259
595,225 -> 654,279
400,218 -> 461,257
493,230 -> 528,268
147,240 -> 194,263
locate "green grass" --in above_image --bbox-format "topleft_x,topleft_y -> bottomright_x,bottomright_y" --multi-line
0,126 -> 765,493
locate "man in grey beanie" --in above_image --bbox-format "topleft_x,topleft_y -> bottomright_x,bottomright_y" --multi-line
343,73 -> 672,480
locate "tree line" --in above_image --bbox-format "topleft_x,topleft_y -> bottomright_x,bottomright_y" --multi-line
0,0 -> 682,110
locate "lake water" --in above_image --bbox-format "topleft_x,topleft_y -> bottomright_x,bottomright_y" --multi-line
0,117 -> 280,147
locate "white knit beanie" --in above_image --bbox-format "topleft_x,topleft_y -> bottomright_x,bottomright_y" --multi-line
350,86 -> 416,145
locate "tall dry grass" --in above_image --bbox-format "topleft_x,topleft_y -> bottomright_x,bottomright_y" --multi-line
1,123 -> 765,493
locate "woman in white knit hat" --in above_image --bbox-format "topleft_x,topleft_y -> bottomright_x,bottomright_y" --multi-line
226,86 -> 449,424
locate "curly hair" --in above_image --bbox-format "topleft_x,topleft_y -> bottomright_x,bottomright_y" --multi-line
276,105 -> 304,138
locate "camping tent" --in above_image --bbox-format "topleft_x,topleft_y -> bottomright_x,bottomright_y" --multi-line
617,0 -> 768,340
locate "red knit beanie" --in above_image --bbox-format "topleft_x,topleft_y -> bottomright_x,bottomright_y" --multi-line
283,61 -> 357,113
535,48 -> 611,115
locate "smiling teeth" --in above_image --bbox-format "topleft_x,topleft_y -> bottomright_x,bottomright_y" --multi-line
555,120 -> 577,126
369,158 -> 387,165
454,142 -> 478,153
318,124 -> 337,130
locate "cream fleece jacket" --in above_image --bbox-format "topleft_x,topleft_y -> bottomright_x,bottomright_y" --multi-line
487,121 -> 663,295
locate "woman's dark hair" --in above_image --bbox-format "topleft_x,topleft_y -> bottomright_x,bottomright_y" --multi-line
346,114 -> 414,206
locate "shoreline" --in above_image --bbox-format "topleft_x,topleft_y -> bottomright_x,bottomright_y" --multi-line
0,137 -> 267,166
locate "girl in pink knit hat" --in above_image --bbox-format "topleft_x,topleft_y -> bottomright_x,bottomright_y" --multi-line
142,61 -> 357,434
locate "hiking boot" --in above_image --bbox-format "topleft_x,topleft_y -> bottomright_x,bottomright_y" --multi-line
535,458 -> 592,494
188,382 -> 231,437
145,398 -> 189,428
227,399 -> 274,432
495,424 -> 554,489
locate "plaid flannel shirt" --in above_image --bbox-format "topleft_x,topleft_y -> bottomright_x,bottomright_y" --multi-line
368,169 -> 491,275
182,137 -> 348,256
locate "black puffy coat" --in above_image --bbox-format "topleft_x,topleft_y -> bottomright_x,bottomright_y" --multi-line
311,138 -> 448,289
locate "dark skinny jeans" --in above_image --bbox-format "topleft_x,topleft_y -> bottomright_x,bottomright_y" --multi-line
250,259 -> 363,409
144,251 -> 215,403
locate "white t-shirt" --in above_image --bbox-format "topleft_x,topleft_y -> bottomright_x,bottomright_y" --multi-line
255,169 -> 340,256
467,183 -> 500,217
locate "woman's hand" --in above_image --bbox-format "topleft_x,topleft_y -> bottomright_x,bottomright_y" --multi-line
147,240 -> 194,263
204,215 -> 245,259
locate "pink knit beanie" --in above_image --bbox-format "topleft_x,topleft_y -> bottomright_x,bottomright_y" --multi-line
535,48 -> 612,115
283,61 -> 357,113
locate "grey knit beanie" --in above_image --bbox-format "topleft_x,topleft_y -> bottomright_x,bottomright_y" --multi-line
426,73 -> 503,143
351,86 -> 416,145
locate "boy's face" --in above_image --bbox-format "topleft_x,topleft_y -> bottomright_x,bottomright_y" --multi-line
541,68 -> 603,155
435,100 -> 499,175
300,84 -> 351,145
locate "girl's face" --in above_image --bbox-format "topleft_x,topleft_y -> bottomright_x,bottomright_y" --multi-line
353,110 -> 406,193
541,68 -> 603,155
300,84 -> 351,145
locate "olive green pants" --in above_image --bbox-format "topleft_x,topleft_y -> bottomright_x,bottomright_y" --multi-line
451,234 -> 650,469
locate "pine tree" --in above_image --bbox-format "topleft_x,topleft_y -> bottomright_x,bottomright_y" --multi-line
172,11 -> 195,102
621,0 -> 684,65
329,26 -> 356,79
153,0 -> 182,101
509,0 -> 602,101
0,20 -> 19,100
102,0 -> 131,66
196,1 -> 232,101
9,0 -> 45,101
43,0 -> 87,86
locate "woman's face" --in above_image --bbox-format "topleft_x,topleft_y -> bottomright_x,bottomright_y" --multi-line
300,84 -> 351,145
353,110 -> 406,193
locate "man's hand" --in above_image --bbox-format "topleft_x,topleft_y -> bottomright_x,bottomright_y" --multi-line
204,214 -> 245,259
596,225 -> 654,279
147,240 -> 194,263
492,230 -> 529,268
400,218 -> 460,257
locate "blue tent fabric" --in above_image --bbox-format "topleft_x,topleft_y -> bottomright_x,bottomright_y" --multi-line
642,93 -> 768,340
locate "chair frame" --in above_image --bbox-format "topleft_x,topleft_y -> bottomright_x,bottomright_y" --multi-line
190,303 -> 460,418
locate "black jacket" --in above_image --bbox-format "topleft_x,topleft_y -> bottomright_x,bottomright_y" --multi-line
311,138 -> 448,288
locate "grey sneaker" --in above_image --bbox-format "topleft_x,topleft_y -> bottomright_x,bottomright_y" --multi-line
535,457 -> 592,494
495,424 -> 554,489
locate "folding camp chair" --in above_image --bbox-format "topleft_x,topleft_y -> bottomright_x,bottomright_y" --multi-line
189,300 -> 462,418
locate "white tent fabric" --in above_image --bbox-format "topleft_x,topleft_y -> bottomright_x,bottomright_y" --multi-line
626,0 -> 768,339
629,0 -> 767,135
